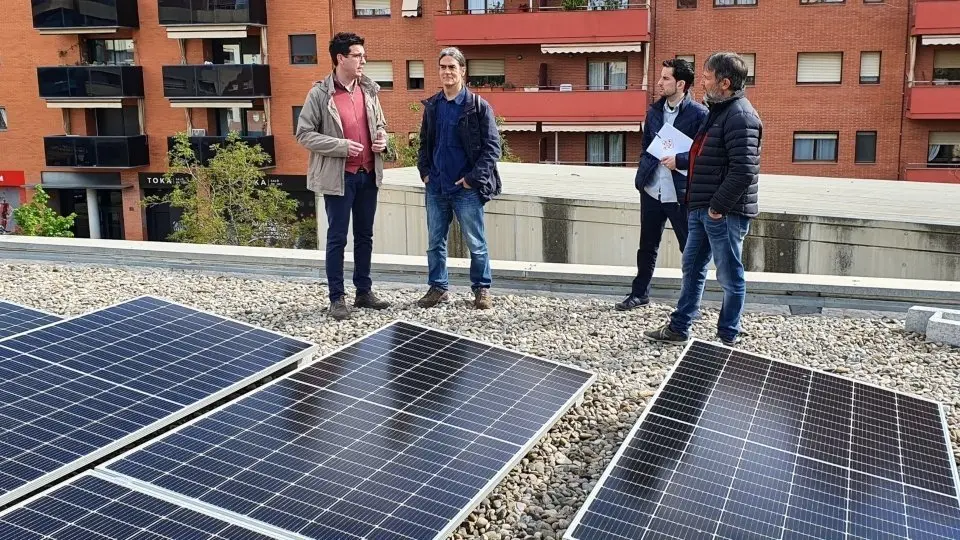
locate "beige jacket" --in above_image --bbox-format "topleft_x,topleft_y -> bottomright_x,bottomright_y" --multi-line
295,73 -> 387,196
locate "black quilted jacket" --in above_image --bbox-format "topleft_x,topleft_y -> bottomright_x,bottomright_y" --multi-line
686,91 -> 763,218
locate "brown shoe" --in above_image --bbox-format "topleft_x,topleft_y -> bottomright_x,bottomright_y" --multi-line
474,288 -> 492,310
354,291 -> 390,310
417,286 -> 449,308
328,298 -> 352,321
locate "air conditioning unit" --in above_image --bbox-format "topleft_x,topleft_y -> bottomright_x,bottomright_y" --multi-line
190,128 -> 206,137
559,84 -> 573,92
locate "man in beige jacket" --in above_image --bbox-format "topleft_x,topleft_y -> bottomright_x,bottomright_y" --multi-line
296,32 -> 390,321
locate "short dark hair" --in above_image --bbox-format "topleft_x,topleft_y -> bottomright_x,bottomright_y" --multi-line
329,32 -> 364,68
705,52 -> 748,92
662,58 -> 695,92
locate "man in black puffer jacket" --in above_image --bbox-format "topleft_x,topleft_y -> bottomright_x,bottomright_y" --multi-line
644,52 -> 762,347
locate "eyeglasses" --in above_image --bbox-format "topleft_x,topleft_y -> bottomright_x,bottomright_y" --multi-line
346,53 -> 368,61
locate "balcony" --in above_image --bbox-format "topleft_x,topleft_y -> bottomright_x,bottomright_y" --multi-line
912,0 -> 960,36
906,83 -> 960,119
478,86 -> 647,123
44,135 -> 149,168
904,166 -> 960,184
158,0 -> 266,25
37,66 -> 144,103
32,0 -> 139,33
434,2 -> 650,46
162,64 -> 271,102
167,135 -> 276,166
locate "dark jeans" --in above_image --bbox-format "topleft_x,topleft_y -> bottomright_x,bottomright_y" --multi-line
323,171 -> 378,302
670,208 -> 751,342
631,191 -> 689,300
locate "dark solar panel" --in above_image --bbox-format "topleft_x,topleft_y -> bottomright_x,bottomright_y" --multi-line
0,300 -> 60,340
0,473 -> 275,539
104,321 -> 595,540
566,339 -> 960,540
0,296 -> 316,507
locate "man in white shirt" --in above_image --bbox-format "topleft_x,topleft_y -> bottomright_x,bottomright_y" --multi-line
617,58 -> 707,311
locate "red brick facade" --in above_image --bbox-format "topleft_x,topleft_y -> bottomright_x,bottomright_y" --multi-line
0,0 -> 958,241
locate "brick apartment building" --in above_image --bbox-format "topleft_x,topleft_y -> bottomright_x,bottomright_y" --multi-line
0,0 -> 958,242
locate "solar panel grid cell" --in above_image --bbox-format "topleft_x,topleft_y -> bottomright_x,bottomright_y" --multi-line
0,300 -> 61,341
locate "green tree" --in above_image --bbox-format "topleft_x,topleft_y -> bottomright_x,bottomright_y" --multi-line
145,131 -> 312,248
13,185 -> 76,237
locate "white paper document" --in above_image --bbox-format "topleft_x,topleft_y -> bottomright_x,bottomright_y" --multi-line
646,123 -> 694,175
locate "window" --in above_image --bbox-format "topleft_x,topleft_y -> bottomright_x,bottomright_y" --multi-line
678,0 -> 698,7
859,52 -> 880,84
800,0 -> 844,3
407,60 -> 425,90
715,0 -> 757,6
933,50 -> 960,83
214,37 -> 261,64
928,132 -> 960,167
586,133 -> 626,166
216,108 -> 265,137
355,0 -> 390,16
364,61 -> 394,90
855,131 -> 877,163
467,0 -> 506,14
289,35 -> 317,65
95,106 -> 141,137
793,132 -> 839,162
0,107 -> 7,131
676,55 -> 695,67
86,39 -> 134,66
797,52 -> 842,84
467,59 -> 505,87
588,60 -> 627,90
292,106 -> 302,135
740,53 -> 756,85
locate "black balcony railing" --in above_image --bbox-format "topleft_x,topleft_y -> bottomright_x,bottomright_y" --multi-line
158,0 -> 267,25
32,0 -> 139,30
37,66 -> 144,99
162,64 -> 271,99
44,135 -> 149,168
168,135 -> 275,165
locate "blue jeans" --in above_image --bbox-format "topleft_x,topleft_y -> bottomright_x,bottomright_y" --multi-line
323,171 -> 378,302
425,187 -> 492,290
670,208 -> 751,342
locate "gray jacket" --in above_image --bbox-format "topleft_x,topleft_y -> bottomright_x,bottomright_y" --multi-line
295,73 -> 387,195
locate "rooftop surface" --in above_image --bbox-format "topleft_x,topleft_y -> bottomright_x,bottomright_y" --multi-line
1,261 -> 957,539
384,163 -> 960,227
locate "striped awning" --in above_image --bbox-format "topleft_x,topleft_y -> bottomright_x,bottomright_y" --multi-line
922,35 -> 960,46
542,123 -> 642,133
541,42 -> 644,54
499,122 -> 538,132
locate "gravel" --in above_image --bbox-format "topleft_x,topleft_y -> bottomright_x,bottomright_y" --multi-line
2,261 -> 959,540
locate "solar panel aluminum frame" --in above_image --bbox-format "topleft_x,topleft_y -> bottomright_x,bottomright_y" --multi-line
563,338 -> 960,540
97,319 -> 597,540
0,470 -> 286,539
0,295 -> 318,508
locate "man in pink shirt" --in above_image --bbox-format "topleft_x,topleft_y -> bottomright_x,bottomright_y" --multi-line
296,32 -> 390,321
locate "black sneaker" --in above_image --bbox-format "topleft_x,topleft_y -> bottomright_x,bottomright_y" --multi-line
643,323 -> 688,344
615,295 -> 649,311
354,291 -> 390,310
328,298 -> 352,321
718,335 -> 740,347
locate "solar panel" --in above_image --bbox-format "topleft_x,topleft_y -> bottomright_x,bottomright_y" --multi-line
0,295 -> 316,507
103,321 -> 595,540
0,300 -> 60,340
0,472 -> 275,539
565,339 -> 960,540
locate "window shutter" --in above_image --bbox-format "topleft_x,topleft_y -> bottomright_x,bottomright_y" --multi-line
408,61 -> 424,79
929,132 -> 960,145
797,52 -> 842,83
740,53 -> 755,76
794,133 -> 838,141
860,52 -> 880,79
468,59 -> 505,77
934,50 -> 960,69
364,61 -> 393,82
676,55 -> 695,66
355,0 -> 390,9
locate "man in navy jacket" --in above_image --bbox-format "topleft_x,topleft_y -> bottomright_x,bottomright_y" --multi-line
617,59 -> 707,311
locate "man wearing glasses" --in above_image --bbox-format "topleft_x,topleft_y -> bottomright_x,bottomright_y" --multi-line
296,32 -> 390,321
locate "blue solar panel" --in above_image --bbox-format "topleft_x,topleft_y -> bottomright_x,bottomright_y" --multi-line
565,339 -> 960,540
0,473 -> 275,539
0,296 -> 316,507
104,321 -> 595,540
0,300 -> 60,340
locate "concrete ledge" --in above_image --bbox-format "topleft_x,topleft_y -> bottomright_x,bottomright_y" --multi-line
3,236 -> 960,313
907,306 -> 960,347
